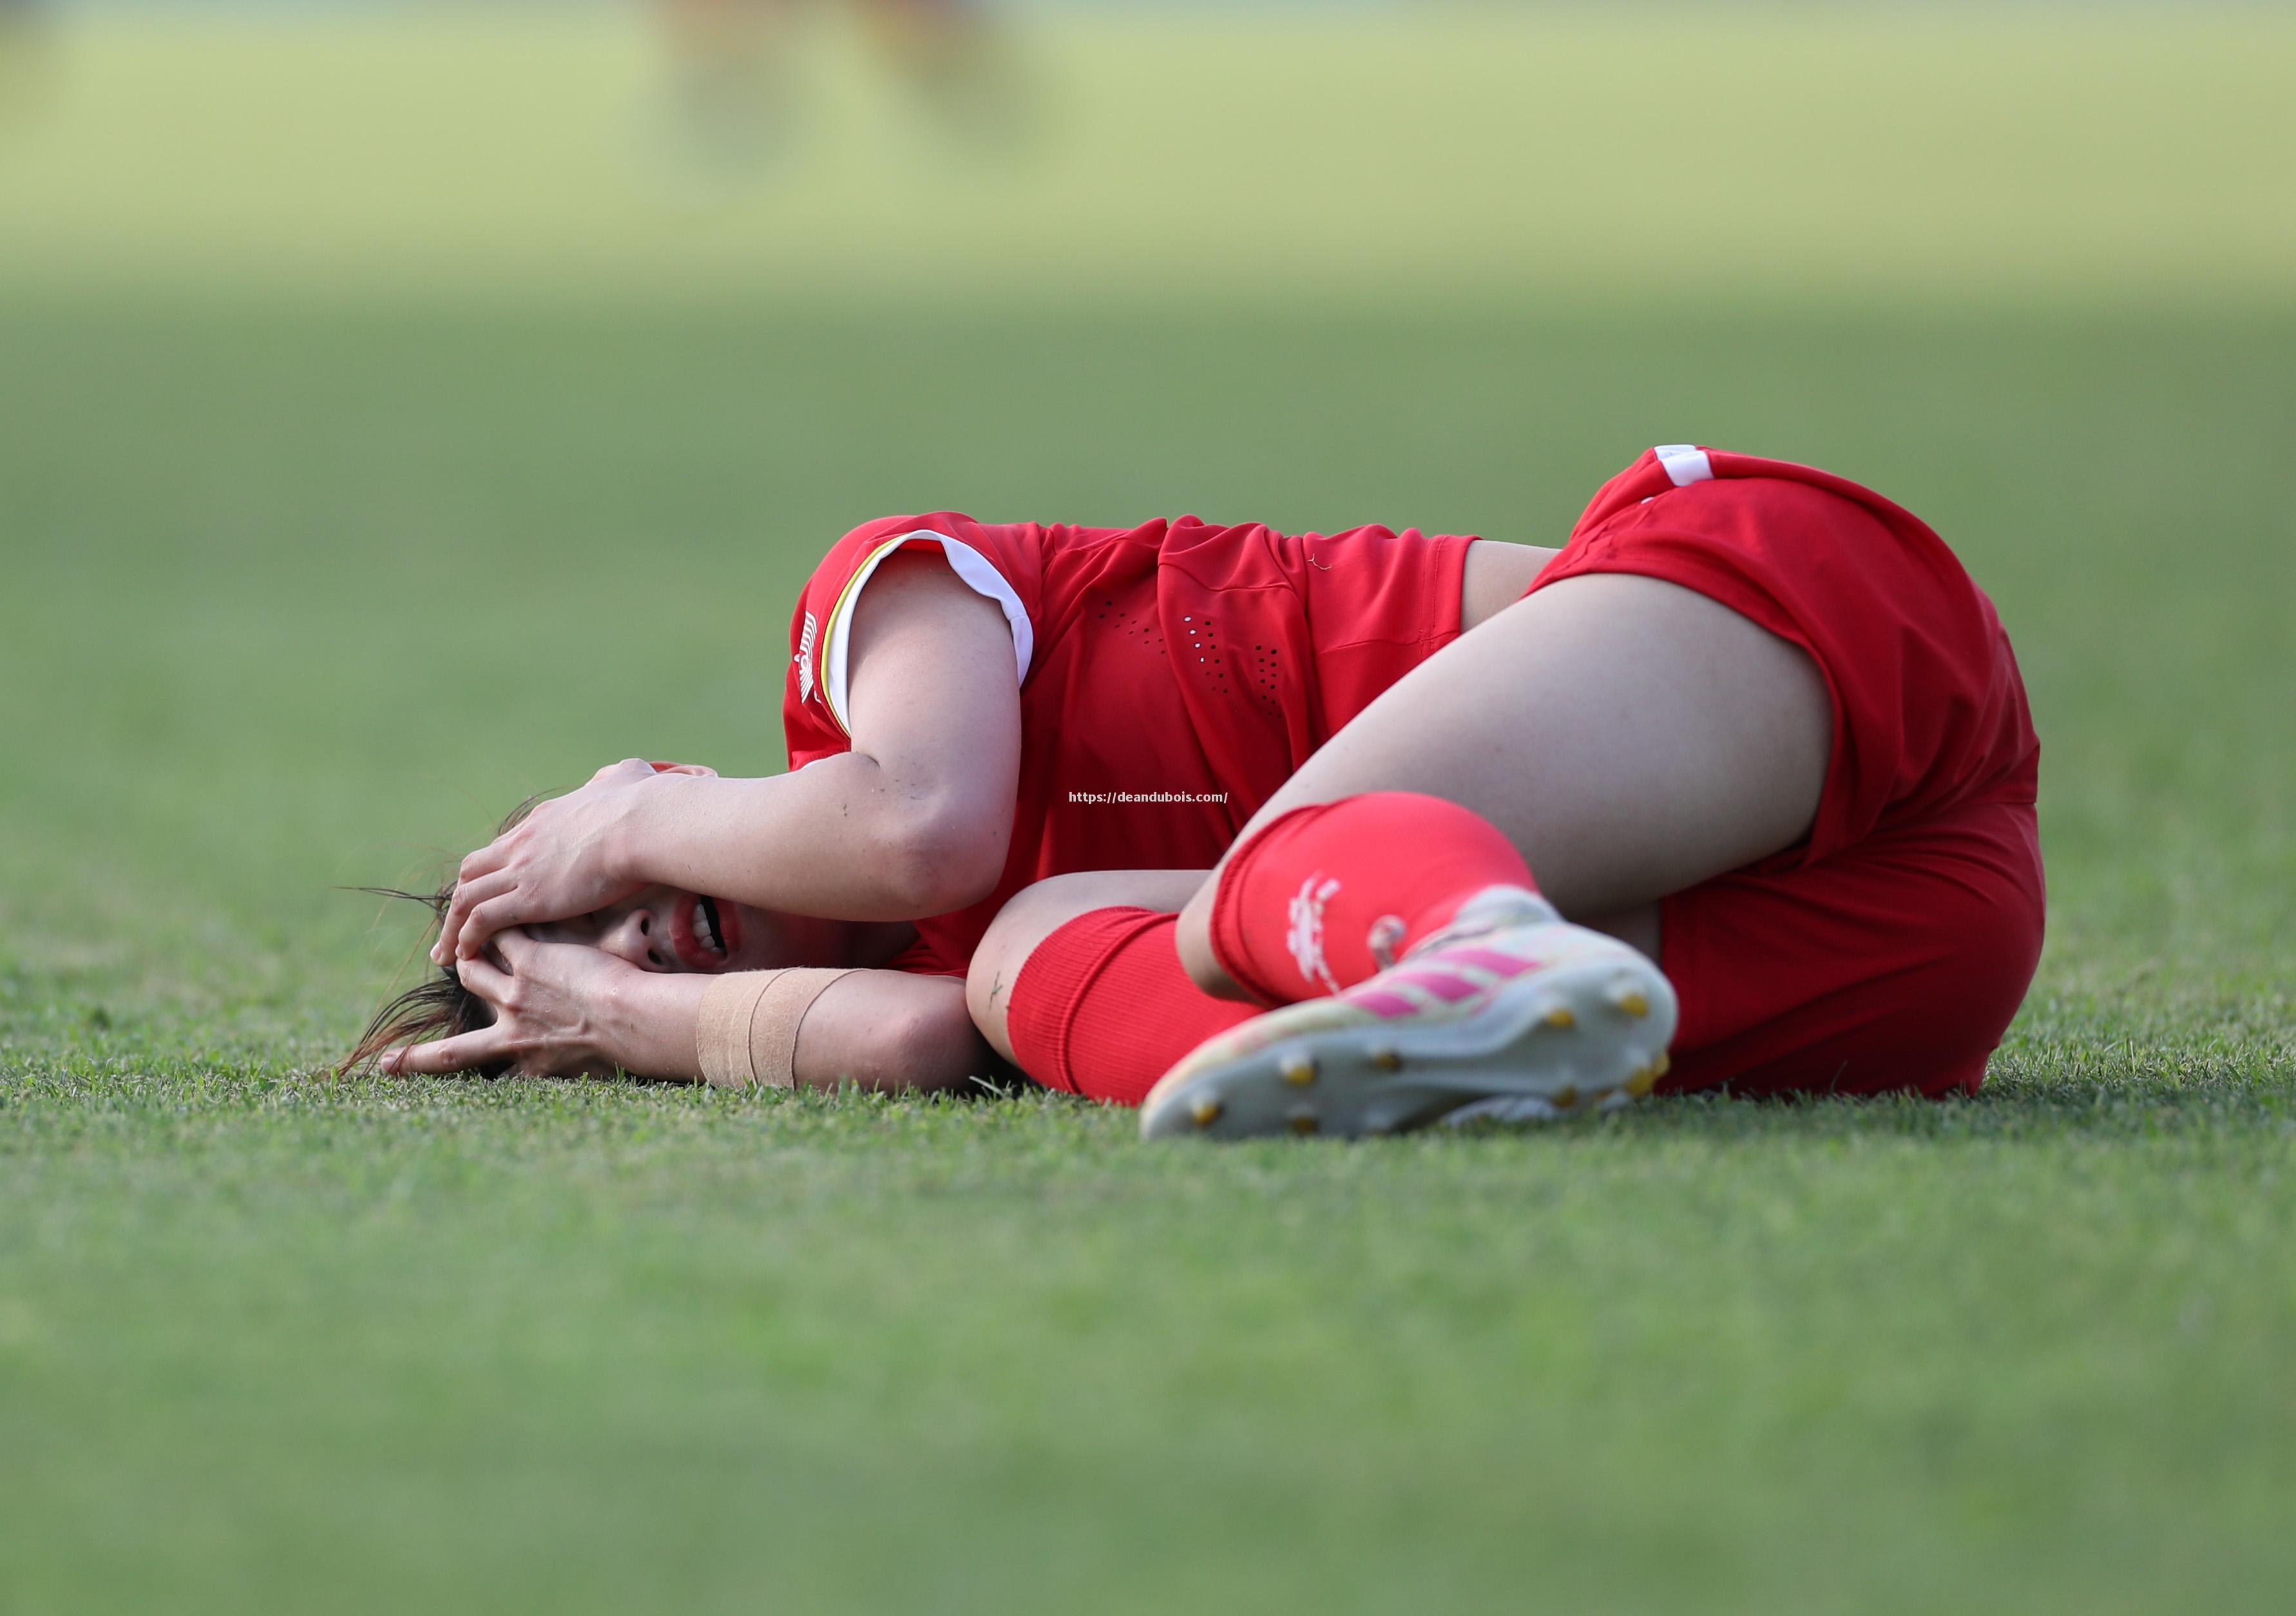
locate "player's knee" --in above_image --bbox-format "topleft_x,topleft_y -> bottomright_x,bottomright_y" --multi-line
964,912 -> 1030,1061
968,874 -> 1117,1057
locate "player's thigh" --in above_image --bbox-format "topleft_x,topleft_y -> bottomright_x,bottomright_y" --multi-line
1238,572 -> 1830,919
968,869 -> 1208,1059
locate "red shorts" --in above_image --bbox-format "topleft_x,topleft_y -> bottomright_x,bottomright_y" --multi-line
1541,448 -> 2045,1097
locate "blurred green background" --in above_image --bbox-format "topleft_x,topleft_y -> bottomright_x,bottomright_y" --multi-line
2,6 -> 2293,1613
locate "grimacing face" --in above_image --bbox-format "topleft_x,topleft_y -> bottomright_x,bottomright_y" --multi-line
530,886 -> 843,974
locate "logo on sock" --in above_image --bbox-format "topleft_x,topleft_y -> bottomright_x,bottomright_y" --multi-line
1288,874 -> 1343,996
796,611 -> 819,703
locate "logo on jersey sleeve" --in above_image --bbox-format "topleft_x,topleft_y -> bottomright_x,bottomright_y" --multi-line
796,611 -> 819,703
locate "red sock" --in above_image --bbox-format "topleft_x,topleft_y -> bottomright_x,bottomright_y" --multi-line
1006,908 -> 1259,1106
1209,792 -> 1536,1005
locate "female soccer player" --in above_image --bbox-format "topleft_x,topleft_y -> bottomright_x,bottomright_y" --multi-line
360,446 -> 2043,1139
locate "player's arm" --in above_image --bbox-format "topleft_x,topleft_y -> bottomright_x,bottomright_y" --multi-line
388,934 -> 996,1092
622,551 -> 1022,914
789,970 -> 998,1092
437,552 -> 1022,960
612,965 -> 997,1092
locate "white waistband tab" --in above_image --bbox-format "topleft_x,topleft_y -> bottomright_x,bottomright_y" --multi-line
1655,444 -> 1714,486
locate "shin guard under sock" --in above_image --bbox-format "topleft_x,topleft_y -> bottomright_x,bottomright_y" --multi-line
1209,791 -> 1537,1005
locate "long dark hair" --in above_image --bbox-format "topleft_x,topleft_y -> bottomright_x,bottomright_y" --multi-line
339,796 -> 542,1078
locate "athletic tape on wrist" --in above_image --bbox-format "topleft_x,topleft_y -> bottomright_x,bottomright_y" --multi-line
695,968 -> 859,1088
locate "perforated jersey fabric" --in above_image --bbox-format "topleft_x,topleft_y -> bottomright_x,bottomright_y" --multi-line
782,511 -> 1472,974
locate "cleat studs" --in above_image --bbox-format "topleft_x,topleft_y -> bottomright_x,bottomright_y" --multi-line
1611,987 -> 1649,1018
1542,1006 -> 1577,1031
1288,1111 -> 1321,1135
1366,1046 -> 1403,1073
1191,1098 -> 1225,1126
1552,1086 -> 1578,1109
1279,1053 -> 1319,1086
1625,1065 -> 1658,1098
1652,1051 -> 1672,1078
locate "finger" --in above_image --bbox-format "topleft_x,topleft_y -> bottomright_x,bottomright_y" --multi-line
434,867 -> 506,962
454,894 -> 539,961
455,837 -> 513,889
453,948 -> 517,1005
488,928 -> 539,968
382,1027 -> 512,1076
593,758 -> 653,786
436,871 -> 518,963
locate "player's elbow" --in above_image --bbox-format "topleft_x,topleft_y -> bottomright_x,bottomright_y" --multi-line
841,983 -> 990,1093
875,798 -> 1008,916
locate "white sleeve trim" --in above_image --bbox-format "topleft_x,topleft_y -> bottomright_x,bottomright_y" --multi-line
822,530 -> 1034,734
1655,444 -> 1715,487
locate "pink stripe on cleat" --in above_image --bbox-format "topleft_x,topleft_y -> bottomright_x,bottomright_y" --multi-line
1435,948 -> 1542,978
1377,969 -> 1482,1004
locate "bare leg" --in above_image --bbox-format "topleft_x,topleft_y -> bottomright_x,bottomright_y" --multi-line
859,0 -> 1033,145
656,0 -> 801,165
1176,572 -> 1833,995
1460,539 -> 1555,630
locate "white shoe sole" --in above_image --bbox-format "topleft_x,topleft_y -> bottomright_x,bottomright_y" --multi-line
1139,954 -> 1676,1140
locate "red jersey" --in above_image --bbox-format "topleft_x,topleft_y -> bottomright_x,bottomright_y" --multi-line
781,513 -> 1473,973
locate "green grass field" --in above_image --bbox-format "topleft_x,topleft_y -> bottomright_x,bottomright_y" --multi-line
3,10 -> 2293,1614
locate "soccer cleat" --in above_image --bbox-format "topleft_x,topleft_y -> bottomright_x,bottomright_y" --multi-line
1140,886 -> 1678,1140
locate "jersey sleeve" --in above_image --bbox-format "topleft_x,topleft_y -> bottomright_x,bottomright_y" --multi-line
781,512 -> 1046,770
